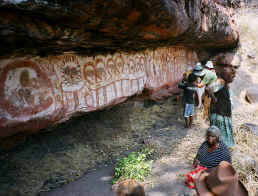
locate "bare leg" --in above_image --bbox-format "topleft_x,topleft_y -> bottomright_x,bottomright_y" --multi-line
184,117 -> 189,128
203,95 -> 211,121
197,87 -> 205,108
189,116 -> 193,128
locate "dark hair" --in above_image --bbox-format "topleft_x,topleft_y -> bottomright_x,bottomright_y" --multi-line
188,73 -> 196,83
199,75 -> 205,80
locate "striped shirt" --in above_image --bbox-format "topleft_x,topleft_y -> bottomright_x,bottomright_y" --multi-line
197,141 -> 232,168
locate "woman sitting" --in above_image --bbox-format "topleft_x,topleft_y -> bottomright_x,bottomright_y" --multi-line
193,125 -> 232,169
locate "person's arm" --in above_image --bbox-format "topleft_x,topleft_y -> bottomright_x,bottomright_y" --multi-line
206,78 -> 226,103
186,86 -> 198,91
229,88 -> 234,110
193,155 -> 200,168
193,144 -> 202,167
195,80 -> 205,88
224,145 -> 232,164
206,86 -> 217,103
178,82 -> 186,89
203,71 -> 217,87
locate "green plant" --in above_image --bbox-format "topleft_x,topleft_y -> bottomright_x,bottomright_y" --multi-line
112,148 -> 153,184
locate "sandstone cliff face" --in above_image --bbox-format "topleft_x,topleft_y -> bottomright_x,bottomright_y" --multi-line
0,0 -> 238,57
0,47 -> 198,137
0,0 -> 239,138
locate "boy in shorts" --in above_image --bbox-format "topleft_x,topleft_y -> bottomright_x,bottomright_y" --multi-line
179,73 -> 198,128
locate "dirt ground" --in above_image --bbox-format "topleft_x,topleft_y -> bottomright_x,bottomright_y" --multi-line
39,101 -> 205,196
0,91 -> 199,196
0,92 -> 203,196
39,62 -> 258,196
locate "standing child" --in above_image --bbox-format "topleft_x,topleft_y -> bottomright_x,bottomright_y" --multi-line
179,73 -> 198,128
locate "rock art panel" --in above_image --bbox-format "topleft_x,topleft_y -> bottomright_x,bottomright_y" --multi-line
0,60 -> 55,120
0,46 -> 198,137
145,47 -> 195,90
59,55 -> 84,92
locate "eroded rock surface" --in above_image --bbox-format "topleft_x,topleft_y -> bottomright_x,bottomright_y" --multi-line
0,0 -> 238,57
0,0 -> 239,138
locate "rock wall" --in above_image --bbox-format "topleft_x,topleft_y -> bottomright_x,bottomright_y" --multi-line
0,0 -> 238,57
0,46 -> 198,137
0,0 -> 240,139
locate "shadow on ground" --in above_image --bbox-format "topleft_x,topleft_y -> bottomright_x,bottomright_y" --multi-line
0,96 -> 192,196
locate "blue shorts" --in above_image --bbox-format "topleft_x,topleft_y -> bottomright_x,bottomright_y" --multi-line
184,104 -> 195,118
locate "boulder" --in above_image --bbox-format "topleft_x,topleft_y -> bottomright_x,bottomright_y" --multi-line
212,52 -> 242,68
232,147 -> 258,173
245,86 -> 258,104
247,51 -> 256,59
241,123 -> 258,137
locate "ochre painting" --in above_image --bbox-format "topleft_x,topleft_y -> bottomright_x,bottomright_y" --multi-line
0,46 -> 198,134
0,60 -> 55,119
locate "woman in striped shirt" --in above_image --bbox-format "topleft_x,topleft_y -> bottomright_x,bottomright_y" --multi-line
193,125 -> 232,169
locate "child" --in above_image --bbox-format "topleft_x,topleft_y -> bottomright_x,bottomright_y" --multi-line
116,179 -> 145,196
178,73 -> 198,128
195,75 -> 205,109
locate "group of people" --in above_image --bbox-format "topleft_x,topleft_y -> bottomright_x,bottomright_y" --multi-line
179,60 -> 235,148
114,61 -> 247,196
178,61 -> 248,195
116,126 -> 248,196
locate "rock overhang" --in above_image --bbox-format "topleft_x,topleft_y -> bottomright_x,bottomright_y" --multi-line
0,0 -> 238,57
0,0 -> 240,140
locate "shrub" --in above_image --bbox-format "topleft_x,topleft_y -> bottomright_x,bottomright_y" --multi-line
112,148 -> 153,184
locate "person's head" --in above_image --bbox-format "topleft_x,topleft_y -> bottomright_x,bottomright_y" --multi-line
116,179 -> 145,196
188,73 -> 197,83
193,63 -> 205,77
195,62 -> 202,67
206,125 -> 221,146
20,70 -> 30,87
220,66 -> 236,84
183,72 -> 187,79
204,61 -> 214,70
183,66 -> 193,79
